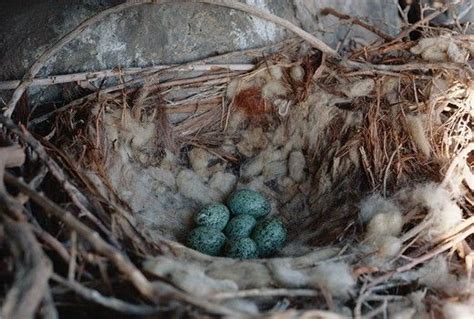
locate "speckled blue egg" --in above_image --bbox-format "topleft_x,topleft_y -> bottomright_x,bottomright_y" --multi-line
194,203 -> 230,231
226,189 -> 270,218
224,238 -> 258,259
224,215 -> 257,240
251,217 -> 287,257
187,226 -> 226,256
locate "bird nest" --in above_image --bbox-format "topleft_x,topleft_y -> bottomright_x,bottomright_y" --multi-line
0,3 -> 473,318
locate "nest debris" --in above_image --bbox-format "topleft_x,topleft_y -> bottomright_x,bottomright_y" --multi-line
0,2 -> 473,318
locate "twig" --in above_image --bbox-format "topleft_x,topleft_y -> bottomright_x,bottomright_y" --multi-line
344,60 -> 469,73
393,4 -> 449,41
38,286 -> 58,319
211,288 -> 319,300
51,274 -> 166,316
68,231 -> 78,281
321,7 -> 395,42
33,222 -> 71,263
441,142 -> 474,188
0,64 -> 255,91
0,217 -> 52,319
4,0 -> 337,118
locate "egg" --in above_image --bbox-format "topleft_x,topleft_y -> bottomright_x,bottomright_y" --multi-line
226,189 -> 270,218
187,226 -> 226,256
224,237 -> 258,259
194,203 -> 230,231
251,217 -> 287,257
224,215 -> 257,240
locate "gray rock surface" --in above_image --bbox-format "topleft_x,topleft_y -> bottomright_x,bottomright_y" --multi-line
0,0 -> 295,79
0,0 -> 404,80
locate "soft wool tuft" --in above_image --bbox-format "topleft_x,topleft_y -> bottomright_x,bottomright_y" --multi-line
261,80 -> 288,99
359,194 -> 401,223
366,211 -> 404,238
443,302 -> 474,319
309,262 -> 355,299
404,183 -> 463,240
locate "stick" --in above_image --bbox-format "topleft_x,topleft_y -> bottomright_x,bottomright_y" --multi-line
4,0 -> 337,118
211,288 -> 319,300
321,7 -> 395,42
344,61 -> 469,73
51,274 -> 166,316
0,217 -> 52,319
0,64 -> 255,91
393,4 -> 449,41
38,286 -> 58,319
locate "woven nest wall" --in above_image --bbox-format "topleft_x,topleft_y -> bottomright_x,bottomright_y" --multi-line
0,2 -> 473,318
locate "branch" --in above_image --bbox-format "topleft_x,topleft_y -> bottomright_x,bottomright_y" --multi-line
51,274 -> 166,316
0,64 -> 255,91
0,217 -> 52,319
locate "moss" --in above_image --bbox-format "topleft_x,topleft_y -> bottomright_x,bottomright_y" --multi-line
187,226 -> 226,256
251,218 -> 287,257
226,189 -> 270,218
224,238 -> 258,259
194,203 -> 230,231
224,215 -> 257,240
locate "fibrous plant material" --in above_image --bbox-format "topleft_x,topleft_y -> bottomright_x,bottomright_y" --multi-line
0,3 -> 473,318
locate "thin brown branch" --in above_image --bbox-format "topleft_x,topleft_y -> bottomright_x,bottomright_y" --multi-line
393,4 -> 449,41
0,64 -> 255,91
321,7 -> 395,42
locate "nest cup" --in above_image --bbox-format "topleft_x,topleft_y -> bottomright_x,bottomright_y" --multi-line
50,36 -> 473,314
